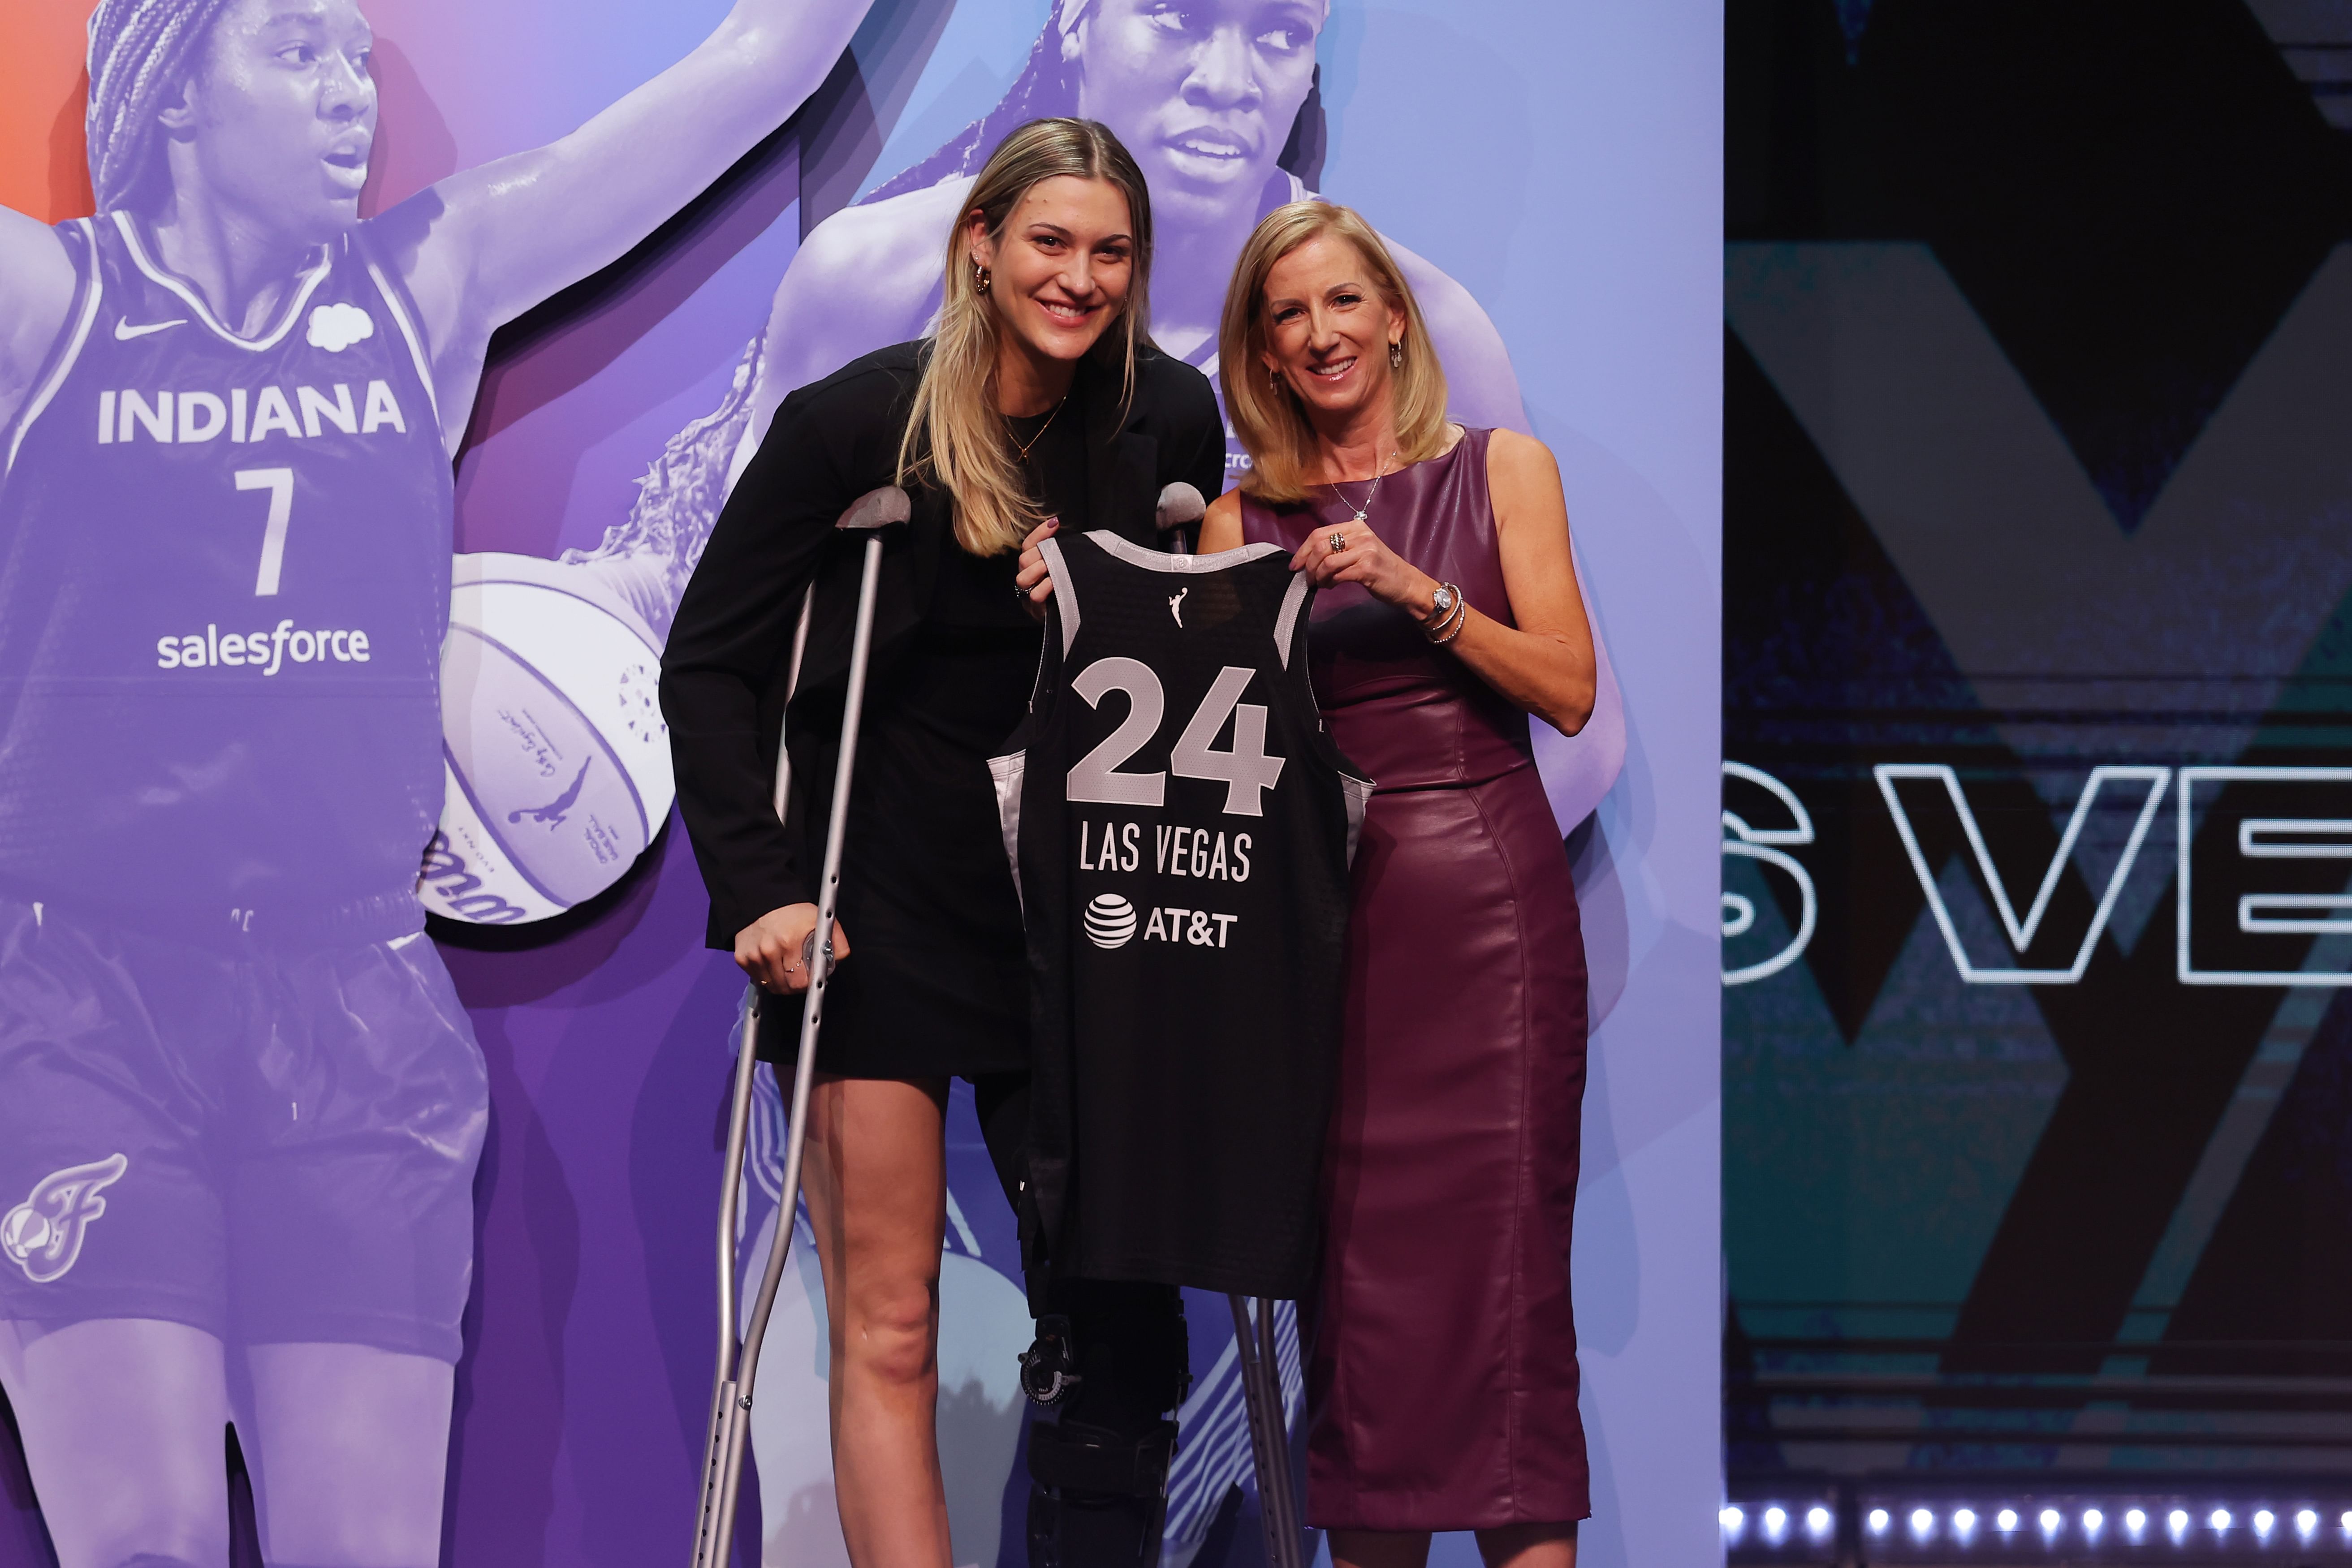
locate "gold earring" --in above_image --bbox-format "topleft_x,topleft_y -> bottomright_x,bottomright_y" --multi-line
974,262 -> 992,294
1388,340 -> 1403,370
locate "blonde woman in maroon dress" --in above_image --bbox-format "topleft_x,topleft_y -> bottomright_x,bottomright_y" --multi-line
1197,201 -> 1598,1568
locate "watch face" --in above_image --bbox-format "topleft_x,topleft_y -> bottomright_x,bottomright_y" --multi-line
1433,587 -> 1456,613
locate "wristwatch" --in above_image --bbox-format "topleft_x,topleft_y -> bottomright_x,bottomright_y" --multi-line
1422,581 -> 1467,645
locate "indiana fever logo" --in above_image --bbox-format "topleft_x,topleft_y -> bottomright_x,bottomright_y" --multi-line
1,1154 -> 131,1284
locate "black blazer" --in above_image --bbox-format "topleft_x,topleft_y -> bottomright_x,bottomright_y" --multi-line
660,339 -> 1227,948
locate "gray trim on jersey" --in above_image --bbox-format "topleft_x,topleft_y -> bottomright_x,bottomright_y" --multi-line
365,254 -> 442,427
1342,772 -> 1374,868
988,750 -> 1027,913
1080,529 -> 1306,668
1272,570 -> 1310,672
1082,530 -> 1283,575
112,211 -> 332,352
4,220 -> 102,480
1040,536 -> 1079,658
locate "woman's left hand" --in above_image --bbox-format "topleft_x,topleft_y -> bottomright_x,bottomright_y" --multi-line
1290,520 -> 1435,616
1014,516 -> 1060,621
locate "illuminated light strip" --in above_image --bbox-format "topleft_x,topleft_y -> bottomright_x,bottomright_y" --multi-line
1730,1494 -> 2352,1561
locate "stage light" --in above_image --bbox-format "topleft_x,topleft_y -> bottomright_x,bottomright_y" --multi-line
1996,1508 -> 2019,1532
1952,1508 -> 1977,1536
2210,1508 -> 2232,1531
1763,1506 -> 1787,1542
2169,1509 -> 2189,1537
2125,1508 -> 2147,1536
1911,1507 -> 1934,1536
1719,1506 -> 1743,1534
2297,1508 -> 2319,1536
1806,1505 -> 1832,1537
1868,1508 -> 1890,1534
2082,1508 -> 2103,1535
2039,1507 -> 2062,1533
2254,1509 -> 2274,1536
2340,1509 -> 2352,1531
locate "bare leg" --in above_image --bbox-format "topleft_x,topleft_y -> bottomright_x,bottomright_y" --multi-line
1330,1530 -> 1432,1568
246,1342 -> 454,1567
0,1317 -> 231,1568
1476,1522 -> 1576,1568
799,1073 -> 953,1568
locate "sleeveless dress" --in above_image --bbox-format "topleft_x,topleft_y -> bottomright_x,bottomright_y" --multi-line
1242,429 -> 1592,1532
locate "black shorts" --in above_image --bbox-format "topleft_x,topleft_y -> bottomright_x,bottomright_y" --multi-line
0,897 -> 487,1361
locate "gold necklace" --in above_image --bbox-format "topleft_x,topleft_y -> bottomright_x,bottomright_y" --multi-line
1008,393 -> 1070,461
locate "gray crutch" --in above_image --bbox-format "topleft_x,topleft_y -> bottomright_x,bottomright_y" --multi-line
1230,1295 -> 1307,1568
1163,476 -> 1308,1568
691,484 -> 911,1568
1159,478 -> 1304,1568
1156,480 -> 1208,550
1162,478 -> 1303,1568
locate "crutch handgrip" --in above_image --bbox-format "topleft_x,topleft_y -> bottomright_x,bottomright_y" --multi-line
1156,481 -> 1207,535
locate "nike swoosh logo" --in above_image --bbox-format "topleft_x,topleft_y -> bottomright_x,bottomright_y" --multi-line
113,318 -> 188,340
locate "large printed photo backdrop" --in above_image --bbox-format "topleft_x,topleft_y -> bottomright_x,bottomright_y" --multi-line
0,1 -> 1720,1564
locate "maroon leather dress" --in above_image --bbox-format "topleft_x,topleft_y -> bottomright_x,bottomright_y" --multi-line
1242,429 -> 1591,1532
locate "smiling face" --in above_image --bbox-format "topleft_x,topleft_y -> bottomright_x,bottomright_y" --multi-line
1073,0 -> 1323,230
159,0 -> 377,241
968,174 -> 1137,383
1259,233 -> 1407,426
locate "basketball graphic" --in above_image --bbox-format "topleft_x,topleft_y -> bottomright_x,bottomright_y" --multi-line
426,554 -> 674,924
1084,894 -> 1138,949
0,1205 -> 50,1266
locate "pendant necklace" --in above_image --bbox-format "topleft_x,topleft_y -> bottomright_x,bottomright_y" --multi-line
1008,394 -> 1070,462
1328,452 -> 1399,526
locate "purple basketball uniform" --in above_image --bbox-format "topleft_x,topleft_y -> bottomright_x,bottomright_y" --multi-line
0,213 -> 484,1357
0,211 -> 449,935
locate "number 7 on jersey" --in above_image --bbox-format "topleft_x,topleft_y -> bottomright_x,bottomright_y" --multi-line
235,467 -> 294,596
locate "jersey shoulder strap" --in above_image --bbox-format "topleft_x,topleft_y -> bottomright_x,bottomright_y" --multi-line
4,220 -> 103,479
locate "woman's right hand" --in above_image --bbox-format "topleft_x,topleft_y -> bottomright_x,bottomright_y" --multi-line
1014,516 -> 1061,619
735,903 -> 851,993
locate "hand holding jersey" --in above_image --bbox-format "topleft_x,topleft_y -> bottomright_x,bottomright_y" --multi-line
1014,514 -> 1061,613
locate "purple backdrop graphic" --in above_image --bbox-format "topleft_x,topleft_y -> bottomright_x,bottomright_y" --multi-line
0,0 -> 869,1563
0,1 -> 1719,1565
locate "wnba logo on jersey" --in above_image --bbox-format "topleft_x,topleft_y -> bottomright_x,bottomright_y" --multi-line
1,1154 -> 131,1284
96,380 -> 409,445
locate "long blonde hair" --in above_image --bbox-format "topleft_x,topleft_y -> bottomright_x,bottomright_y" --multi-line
898,118 -> 1155,556
1219,202 -> 1450,503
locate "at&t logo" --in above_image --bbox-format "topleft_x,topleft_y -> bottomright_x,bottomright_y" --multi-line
1085,894 -> 1138,949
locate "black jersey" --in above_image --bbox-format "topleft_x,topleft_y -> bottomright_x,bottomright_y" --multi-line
993,529 -> 1370,1300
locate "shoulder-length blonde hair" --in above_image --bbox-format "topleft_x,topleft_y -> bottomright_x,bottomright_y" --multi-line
898,118 -> 1154,556
1219,201 -> 1450,503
